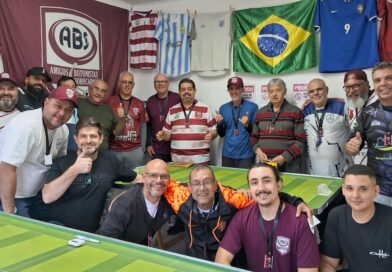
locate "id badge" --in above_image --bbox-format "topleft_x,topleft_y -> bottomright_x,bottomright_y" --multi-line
44,154 -> 53,166
263,254 -> 273,269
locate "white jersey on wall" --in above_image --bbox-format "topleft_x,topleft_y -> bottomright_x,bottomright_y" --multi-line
304,99 -> 352,177
191,12 -> 231,77
345,91 -> 378,164
154,13 -> 193,77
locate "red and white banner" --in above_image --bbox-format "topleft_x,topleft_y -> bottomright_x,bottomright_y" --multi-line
293,83 -> 309,108
0,0 -> 128,96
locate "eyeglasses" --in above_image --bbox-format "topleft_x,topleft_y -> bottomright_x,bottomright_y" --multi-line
121,80 -> 134,85
343,83 -> 363,91
92,87 -> 107,94
154,81 -> 168,85
190,180 -> 215,189
145,172 -> 170,182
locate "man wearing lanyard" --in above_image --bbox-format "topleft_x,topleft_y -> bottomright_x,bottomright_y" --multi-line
250,78 -> 306,173
107,71 -> 146,169
0,85 -> 77,217
346,61 -> 392,207
156,78 -> 217,164
303,78 -> 352,177
215,163 -> 319,271
215,77 -> 258,169
343,69 -> 378,165
146,73 -> 180,162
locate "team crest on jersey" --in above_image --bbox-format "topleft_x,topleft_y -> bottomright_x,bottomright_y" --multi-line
388,0 -> 392,3
357,3 -> 364,14
195,111 -> 202,119
326,114 -> 335,124
180,26 -> 185,33
276,236 -> 290,255
133,108 -> 139,115
219,20 -> 225,27
371,120 -> 381,126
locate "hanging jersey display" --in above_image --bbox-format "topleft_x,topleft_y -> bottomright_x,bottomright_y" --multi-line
315,0 -> 379,72
377,0 -> 392,61
191,12 -> 231,77
129,10 -> 159,69
154,13 -> 193,77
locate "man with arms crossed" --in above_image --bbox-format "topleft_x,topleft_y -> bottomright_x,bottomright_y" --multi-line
215,163 -> 319,272
320,165 -> 392,272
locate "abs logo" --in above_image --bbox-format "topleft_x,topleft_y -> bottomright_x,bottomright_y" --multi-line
41,7 -> 102,87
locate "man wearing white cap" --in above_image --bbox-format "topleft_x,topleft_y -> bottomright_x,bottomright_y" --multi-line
0,85 -> 77,217
215,77 -> 258,169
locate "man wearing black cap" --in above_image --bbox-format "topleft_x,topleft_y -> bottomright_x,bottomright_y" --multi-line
16,66 -> 52,111
0,73 -> 20,134
0,85 -> 77,217
215,77 -> 258,169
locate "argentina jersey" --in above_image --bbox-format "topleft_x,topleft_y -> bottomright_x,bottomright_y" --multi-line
154,13 -> 192,77
315,0 -> 379,72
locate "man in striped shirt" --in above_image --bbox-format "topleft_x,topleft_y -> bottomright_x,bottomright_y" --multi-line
156,78 -> 217,164
250,78 -> 306,173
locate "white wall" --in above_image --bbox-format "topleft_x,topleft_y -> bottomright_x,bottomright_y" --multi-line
127,0 -> 373,165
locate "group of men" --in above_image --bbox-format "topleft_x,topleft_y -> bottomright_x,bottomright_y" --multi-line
0,61 -> 391,271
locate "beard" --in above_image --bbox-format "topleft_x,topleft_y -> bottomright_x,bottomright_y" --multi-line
347,95 -> 367,109
0,96 -> 17,111
26,83 -> 47,98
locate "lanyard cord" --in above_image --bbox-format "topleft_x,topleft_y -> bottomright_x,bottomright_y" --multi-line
181,101 -> 196,126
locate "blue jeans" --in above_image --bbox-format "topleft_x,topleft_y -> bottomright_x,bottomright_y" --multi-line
0,195 -> 40,218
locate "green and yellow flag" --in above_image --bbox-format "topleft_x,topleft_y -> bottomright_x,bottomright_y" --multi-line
233,0 -> 316,75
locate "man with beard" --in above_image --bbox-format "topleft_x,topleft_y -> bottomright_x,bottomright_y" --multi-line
35,117 -> 141,232
215,163 -> 319,271
0,85 -> 77,217
343,69 -> 378,164
156,78 -> 217,164
346,61 -> 392,207
0,73 -> 20,135
16,67 -> 52,111
97,159 -> 173,245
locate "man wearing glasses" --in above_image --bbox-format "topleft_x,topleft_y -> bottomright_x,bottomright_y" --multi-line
146,73 -> 180,162
97,159 -> 173,245
107,71 -> 146,169
343,69 -> 378,165
77,79 -> 125,150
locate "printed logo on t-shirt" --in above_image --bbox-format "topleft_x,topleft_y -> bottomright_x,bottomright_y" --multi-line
276,236 -> 290,255
369,249 -> 390,259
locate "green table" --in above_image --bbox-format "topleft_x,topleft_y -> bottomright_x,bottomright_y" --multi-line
130,165 -> 342,215
0,212 -> 245,272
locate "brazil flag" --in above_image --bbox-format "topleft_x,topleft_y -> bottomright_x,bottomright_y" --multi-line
233,0 -> 316,75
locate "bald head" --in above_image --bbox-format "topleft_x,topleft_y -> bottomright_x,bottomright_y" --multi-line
145,159 -> 168,174
307,78 -> 328,108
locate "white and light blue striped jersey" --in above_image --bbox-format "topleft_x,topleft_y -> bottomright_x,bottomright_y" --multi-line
154,13 -> 192,77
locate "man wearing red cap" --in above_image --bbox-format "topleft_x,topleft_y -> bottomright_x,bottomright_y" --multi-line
0,85 -> 77,217
0,73 -> 20,135
343,69 -> 378,165
346,61 -> 392,207
215,77 -> 258,169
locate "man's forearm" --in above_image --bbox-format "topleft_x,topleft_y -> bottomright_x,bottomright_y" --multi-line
0,163 -> 17,213
113,118 -> 126,136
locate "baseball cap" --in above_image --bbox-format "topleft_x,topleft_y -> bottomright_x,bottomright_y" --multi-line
0,72 -> 18,86
26,67 -> 52,83
227,77 -> 244,88
344,69 -> 368,83
48,85 -> 78,108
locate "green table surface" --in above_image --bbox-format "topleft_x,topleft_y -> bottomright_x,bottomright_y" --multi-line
128,165 -> 342,215
0,212 -> 246,272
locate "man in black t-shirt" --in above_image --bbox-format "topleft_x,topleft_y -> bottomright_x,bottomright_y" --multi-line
320,165 -> 392,272
32,117 -> 140,232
